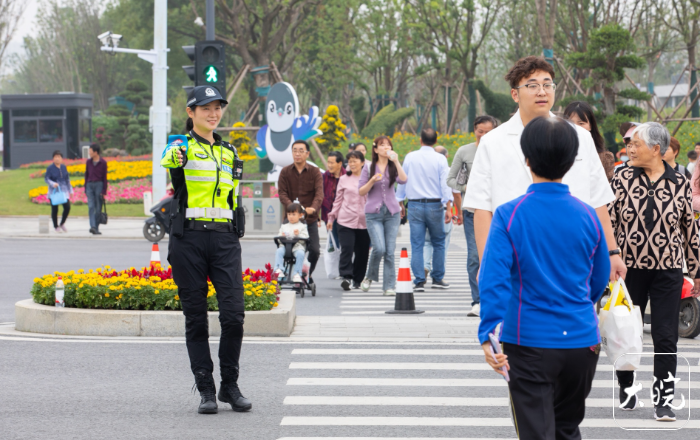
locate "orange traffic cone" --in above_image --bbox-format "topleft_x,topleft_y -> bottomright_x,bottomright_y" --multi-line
150,243 -> 161,267
386,248 -> 424,314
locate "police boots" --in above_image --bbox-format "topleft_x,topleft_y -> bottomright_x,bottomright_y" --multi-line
194,371 -> 218,414
218,366 -> 252,412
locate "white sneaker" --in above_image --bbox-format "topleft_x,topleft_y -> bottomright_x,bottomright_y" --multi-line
383,289 -> 396,296
274,268 -> 285,279
360,278 -> 372,292
292,274 -> 302,283
468,303 -> 480,317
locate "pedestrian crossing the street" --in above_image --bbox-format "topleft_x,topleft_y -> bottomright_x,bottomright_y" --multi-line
277,344 -> 700,440
340,250 -> 474,316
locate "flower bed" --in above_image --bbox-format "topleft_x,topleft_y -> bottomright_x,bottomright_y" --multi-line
31,264 -> 279,312
28,161 -> 153,203
31,178 -> 152,205
20,154 -> 150,170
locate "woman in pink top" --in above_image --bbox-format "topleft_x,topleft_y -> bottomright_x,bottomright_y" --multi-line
327,151 -> 371,290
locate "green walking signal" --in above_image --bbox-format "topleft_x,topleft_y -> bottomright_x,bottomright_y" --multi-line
205,66 -> 218,83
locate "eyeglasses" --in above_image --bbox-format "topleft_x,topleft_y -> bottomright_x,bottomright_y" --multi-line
514,83 -> 557,93
292,149 -> 307,155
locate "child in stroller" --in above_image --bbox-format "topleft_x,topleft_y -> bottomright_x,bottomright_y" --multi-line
273,202 -> 309,282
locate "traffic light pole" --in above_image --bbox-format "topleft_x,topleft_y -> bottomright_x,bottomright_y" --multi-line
100,0 -> 169,203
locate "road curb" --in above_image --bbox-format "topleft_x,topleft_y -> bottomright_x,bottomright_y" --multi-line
14,291 -> 296,337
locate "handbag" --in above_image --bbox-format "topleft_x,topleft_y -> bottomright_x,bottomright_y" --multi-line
455,161 -> 470,186
323,233 -> 341,279
99,196 -> 109,225
598,278 -> 643,371
49,186 -> 68,206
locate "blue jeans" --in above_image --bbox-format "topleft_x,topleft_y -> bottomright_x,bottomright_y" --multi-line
463,210 -> 480,305
408,201 -> 445,284
424,217 -> 452,272
274,246 -> 305,277
365,205 -> 401,291
86,181 -> 103,229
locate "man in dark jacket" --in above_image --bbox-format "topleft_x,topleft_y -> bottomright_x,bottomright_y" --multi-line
277,140 -> 324,282
85,143 -> 108,235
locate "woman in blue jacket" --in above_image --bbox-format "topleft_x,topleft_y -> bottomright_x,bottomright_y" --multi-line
478,116 -> 610,440
45,150 -> 73,233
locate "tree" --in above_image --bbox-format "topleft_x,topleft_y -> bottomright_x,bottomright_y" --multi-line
409,0 -> 502,133
566,24 -> 648,148
471,80 -> 517,122
360,104 -> 414,139
662,0 -> 700,118
535,0 -> 557,63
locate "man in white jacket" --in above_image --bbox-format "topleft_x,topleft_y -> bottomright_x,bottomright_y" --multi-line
463,56 -> 627,283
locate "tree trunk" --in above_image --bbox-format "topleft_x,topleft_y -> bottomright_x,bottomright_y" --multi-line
690,46 -> 699,118
467,82 -> 476,133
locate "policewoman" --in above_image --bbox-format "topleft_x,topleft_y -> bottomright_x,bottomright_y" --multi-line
161,86 -> 251,414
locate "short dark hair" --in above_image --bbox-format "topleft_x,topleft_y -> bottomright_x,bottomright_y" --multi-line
563,101 -> 605,154
327,151 -> 343,164
286,202 -> 304,215
521,116 -> 578,180
292,140 -> 310,152
688,150 -> 698,160
52,150 -> 63,158
89,143 -> 101,154
345,150 -> 365,175
421,128 -> 438,146
474,115 -> 498,130
505,56 -> 556,89
695,142 -> 700,148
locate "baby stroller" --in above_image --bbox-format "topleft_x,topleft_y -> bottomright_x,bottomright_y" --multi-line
273,236 -> 316,298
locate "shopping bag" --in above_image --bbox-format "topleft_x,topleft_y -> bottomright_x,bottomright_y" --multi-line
49,186 -> 68,206
598,278 -> 643,371
323,233 -> 340,279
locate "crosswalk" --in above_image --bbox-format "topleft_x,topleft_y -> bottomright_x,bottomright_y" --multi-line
278,344 -> 699,440
341,250 -> 474,316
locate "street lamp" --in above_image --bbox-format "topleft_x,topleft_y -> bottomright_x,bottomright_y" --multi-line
97,1 -> 170,204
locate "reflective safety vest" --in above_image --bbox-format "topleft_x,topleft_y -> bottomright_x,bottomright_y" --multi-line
161,133 -> 239,222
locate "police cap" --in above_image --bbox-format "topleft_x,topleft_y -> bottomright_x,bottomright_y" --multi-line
187,86 -> 228,108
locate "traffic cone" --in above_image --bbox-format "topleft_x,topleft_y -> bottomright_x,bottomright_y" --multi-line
150,243 -> 161,267
386,248 -> 424,314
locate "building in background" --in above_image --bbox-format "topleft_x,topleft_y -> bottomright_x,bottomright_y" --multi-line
1,93 -> 93,169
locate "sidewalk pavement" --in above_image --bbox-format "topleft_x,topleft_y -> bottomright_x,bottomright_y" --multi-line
0,215 -> 337,240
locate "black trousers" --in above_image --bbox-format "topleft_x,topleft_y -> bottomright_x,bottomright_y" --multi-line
504,343 -> 599,440
336,222 -> 371,284
168,229 -> 245,375
616,268 -> 683,397
306,221 -> 320,277
51,201 -> 70,228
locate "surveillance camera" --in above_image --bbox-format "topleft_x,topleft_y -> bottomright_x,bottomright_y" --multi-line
98,31 -> 112,47
194,17 -> 204,27
110,34 -> 123,48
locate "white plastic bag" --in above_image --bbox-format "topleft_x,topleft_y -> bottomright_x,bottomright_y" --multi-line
323,233 -> 340,279
598,278 -> 643,371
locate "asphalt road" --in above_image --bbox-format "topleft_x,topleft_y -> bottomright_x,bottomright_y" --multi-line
3,236 -> 700,439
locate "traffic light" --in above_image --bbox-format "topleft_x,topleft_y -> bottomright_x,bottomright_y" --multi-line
182,45 -> 196,97
182,41 -> 226,97
196,40 -> 226,96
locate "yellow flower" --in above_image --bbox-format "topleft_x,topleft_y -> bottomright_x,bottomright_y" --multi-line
273,302 -> 278,307
105,293 -> 110,297
79,283 -> 84,288
155,290 -> 159,294
246,292 -> 252,296
104,265 -> 111,270
174,295 -> 180,300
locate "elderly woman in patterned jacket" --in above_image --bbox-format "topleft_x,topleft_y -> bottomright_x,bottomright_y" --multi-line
609,122 -> 700,422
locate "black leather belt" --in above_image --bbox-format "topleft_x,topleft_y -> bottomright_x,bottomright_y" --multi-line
185,219 -> 234,232
408,198 -> 441,203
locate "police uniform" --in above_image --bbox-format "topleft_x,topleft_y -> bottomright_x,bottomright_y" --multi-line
161,86 -> 251,414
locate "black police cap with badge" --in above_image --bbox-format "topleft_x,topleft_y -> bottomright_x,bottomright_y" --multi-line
187,85 -> 229,108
